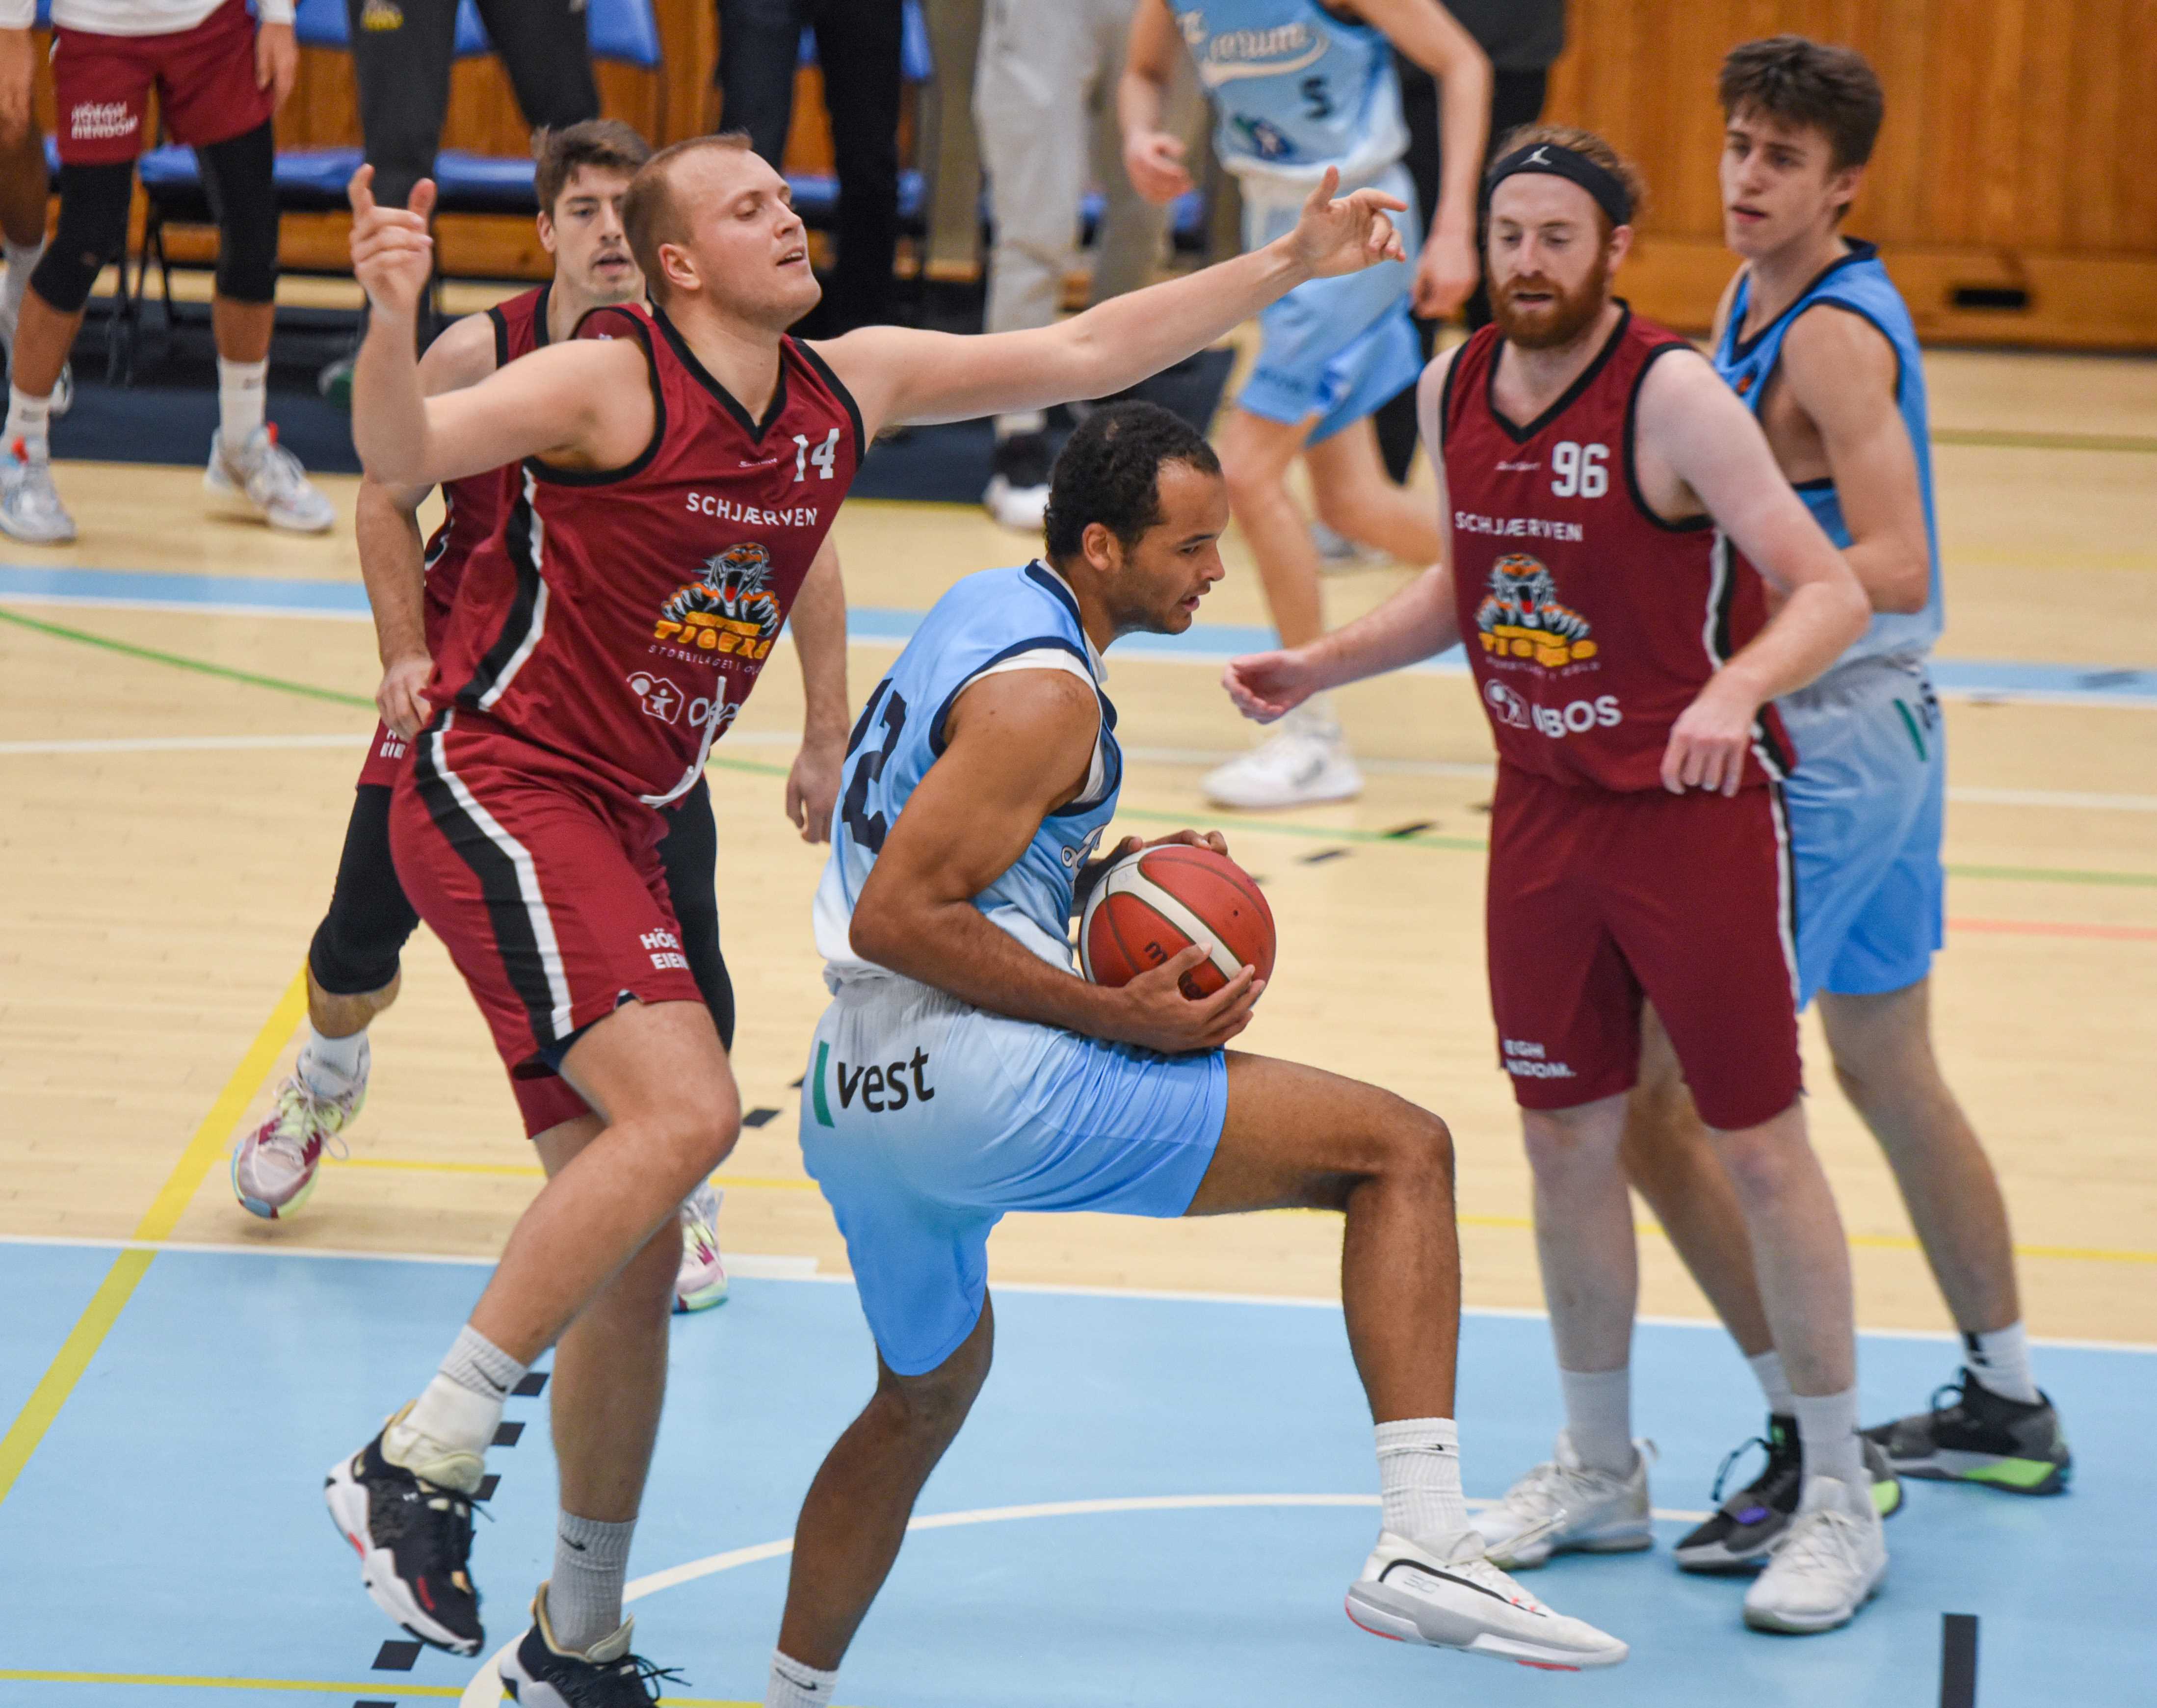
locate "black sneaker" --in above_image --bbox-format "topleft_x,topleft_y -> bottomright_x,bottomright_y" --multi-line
325,1413 -> 486,1655
1675,1415 -> 1903,1572
502,1586 -> 682,1706
1863,1368 -> 2072,1494
983,430 -> 1052,532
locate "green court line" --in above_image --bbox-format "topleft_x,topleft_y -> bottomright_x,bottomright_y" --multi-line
10,604 -> 2154,891
1931,426 -> 2157,455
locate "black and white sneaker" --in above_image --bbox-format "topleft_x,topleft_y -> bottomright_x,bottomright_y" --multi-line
1863,1368 -> 2072,1494
1677,1416 -> 1903,1572
502,1585 -> 681,1705
982,430 -> 1052,532
325,1406 -> 486,1655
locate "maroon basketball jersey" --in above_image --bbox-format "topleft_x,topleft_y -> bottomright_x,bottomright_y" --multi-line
1441,308 -> 1793,792
425,301 -> 863,806
417,284 -> 552,648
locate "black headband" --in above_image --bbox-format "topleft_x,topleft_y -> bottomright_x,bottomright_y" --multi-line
1483,141 -> 1633,230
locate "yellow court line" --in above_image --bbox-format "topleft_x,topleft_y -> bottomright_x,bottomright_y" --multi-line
0,970 -> 308,1507
0,1678 -> 767,1707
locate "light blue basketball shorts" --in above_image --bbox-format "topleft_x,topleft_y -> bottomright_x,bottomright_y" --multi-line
1778,654 -> 1947,1008
1236,162 -> 1423,446
799,972 -> 1228,1376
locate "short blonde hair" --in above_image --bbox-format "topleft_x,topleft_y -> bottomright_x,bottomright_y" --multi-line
621,132 -> 757,304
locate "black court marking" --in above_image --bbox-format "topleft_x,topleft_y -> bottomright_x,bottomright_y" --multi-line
1383,820 -> 1437,838
493,1420 -> 525,1447
478,1472 -> 501,1499
789,1075 -> 805,1088
1298,848 -> 1351,865
1940,1613 -> 1979,1708
743,1106 -> 782,1128
353,1700 -> 397,1707
513,1371 -> 549,1398
371,1640 -> 421,1672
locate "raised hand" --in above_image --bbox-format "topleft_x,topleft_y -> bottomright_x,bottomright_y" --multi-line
1222,649 -> 1320,724
1287,167 -> 1410,280
1413,229 -> 1480,319
347,165 -> 437,324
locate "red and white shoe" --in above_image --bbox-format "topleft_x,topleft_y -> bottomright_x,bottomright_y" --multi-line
674,1182 -> 729,1312
232,1049 -> 366,1219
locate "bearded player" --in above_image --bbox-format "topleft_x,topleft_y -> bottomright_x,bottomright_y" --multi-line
1224,128 -> 1890,1634
327,136 -> 1416,1694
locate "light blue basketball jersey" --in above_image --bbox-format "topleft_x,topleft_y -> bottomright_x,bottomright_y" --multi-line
1174,0 -> 1409,190
814,562 -> 1122,976
1714,240 -> 1943,665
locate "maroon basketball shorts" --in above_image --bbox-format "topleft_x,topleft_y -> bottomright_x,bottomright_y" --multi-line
1484,763 -> 1803,1132
389,712 -> 705,1138
357,720 -> 411,789
53,0 -> 273,166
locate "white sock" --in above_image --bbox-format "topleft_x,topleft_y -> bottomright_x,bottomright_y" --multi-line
1790,1386 -> 1865,1486
1748,1348 -> 1797,1418
0,236 -> 42,329
297,1021 -> 367,1099
1964,1322 -> 2039,1404
1558,1366 -> 1634,1474
993,410 -> 1045,440
217,355 -> 268,453
767,1650 -> 840,1708
1374,1416 -> 1467,1545
550,1511 -> 636,1653
399,1324 -> 527,1456
1286,691 -> 1340,737
6,383 -> 50,458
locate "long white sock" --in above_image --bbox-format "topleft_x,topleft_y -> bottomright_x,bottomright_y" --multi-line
1790,1386 -> 1865,1486
550,1510 -> 636,1653
992,409 -> 1045,440
1374,1416 -> 1467,1544
1558,1366 -> 1634,1473
767,1650 -> 840,1708
396,1324 -> 527,1458
1748,1348 -> 1797,1418
217,355 -> 268,453
0,236 -> 42,330
6,383 -> 50,458
297,1020 -> 367,1099
1964,1322 -> 2039,1404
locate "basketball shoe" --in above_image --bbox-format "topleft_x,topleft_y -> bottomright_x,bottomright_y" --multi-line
1202,704 -> 1363,810
206,425 -> 337,533
1469,1431 -> 1653,1569
500,1585 -> 681,1707
0,444 -> 74,543
675,1182 -> 729,1313
982,429 -> 1052,533
1863,1368 -> 2072,1494
325,1401 -> 486,1655
1346,1529 -> 1629,1669
1741,1473 -> 1887,1633
1674,1417 -> 1903,1572
231,1043 -> 368,1219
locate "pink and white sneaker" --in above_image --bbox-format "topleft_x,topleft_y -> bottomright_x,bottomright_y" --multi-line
231,1049 -> 367,1219
675,1182 -> 729,1312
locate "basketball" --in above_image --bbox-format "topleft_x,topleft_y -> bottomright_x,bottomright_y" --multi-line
1078,843 -> 1276,999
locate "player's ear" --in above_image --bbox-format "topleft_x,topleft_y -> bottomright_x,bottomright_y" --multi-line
1606,222 -> 1634,272
1829,162 -> 1866,222
1080,520 -> 1120,576
536,208 -> 558,256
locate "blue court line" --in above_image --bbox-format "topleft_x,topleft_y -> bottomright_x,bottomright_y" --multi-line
6,563 -> 2157,707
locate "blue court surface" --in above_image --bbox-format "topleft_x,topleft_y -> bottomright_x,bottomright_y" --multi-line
2,1240 -> 2147,1707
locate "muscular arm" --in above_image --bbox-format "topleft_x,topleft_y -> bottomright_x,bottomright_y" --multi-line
1118,0 -> 1192,203
784,534 -> 849,843
1774,306 -> 1931,614
1356,0 -> 1491,294
850,672 -> 1257,1051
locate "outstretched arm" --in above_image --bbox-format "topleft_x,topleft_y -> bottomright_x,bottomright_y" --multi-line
785,534 -> 849,843
814,171 -> 1407,434
849,671 -> 1260,1052
1356,0 -> 1491,317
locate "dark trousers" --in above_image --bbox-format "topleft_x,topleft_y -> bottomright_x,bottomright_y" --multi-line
1377,64 -> 1550,482
718,0 -> 902,332
348,0 -> 600,211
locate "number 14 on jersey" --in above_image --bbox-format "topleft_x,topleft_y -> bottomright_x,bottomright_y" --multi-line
793,428 -> 841,482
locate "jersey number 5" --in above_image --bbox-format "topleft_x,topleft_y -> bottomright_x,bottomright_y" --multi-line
840,683 -> 908,852
1551,441 -> 1608,499
793,427 -> 840,482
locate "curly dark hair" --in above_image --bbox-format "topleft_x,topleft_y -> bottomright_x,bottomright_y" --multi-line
1042,401 -> 1222,564
1719,36 -> 1884,172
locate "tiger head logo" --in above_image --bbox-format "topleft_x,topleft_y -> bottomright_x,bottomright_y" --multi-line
660,542 -> 781,634
1474,552 -> 1597,666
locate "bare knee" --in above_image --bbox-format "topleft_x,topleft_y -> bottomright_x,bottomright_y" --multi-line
873,1323 -> 992,1446
1379,1105 -> 1454,1197
1713,1113 -> 1809,1207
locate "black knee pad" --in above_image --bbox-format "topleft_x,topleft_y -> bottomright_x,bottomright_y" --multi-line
198,122 -> 280,304
30,161 -> 133,314
658,779 -> 736,1051
309,786 -> 421,996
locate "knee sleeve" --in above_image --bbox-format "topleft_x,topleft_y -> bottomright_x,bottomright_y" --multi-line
30,161 -> 133,315
198,122 -> 280,304
309,787 -> 421,996
658,780 -> 735,1051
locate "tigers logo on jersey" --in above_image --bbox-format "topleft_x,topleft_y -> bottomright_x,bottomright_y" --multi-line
1475,553 -> 1599,669
654,543 -> 783,658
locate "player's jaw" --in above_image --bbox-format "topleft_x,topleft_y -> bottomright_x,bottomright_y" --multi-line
1108,466 -> 1232,637
1491,255 -> 1609,351
1719,115 -> 1851,261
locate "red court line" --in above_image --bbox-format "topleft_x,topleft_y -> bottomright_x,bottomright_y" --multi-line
1948,917 -> 2157,942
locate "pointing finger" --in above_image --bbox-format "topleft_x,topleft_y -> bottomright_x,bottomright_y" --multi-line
347,162 -> 375,216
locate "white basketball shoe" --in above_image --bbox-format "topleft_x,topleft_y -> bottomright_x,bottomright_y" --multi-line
674,1182 -> 729,1312
206,424 -> 337,533
1347,1528 -> 1629,1669
232,1042 -> 368,1219
1202,705 -> 1363,810
1470,1431 -> 1654,1568
1742,1473 -> 1887,1633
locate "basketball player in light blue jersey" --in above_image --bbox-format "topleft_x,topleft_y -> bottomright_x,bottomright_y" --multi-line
1621,38 -> 2070,1576
1122,0 -> 1490,808
755,404 -> 1625,1708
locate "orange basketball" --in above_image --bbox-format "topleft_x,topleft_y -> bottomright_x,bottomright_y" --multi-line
1078,843 -> 1276,999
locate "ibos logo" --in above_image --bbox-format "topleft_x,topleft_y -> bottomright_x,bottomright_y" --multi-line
1483,679 -> 1530,730
1528,695 -> 1624,738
